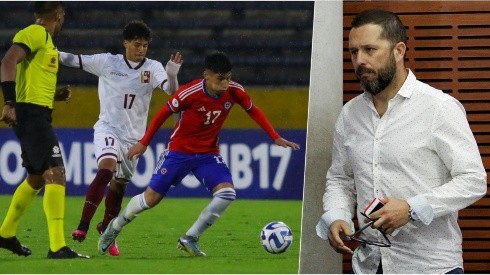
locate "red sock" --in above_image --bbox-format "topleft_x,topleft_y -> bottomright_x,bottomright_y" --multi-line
79,169 -> 113,229
103,188 -> 124,228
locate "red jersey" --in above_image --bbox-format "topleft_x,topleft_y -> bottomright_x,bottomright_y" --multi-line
141,79 -> 280,154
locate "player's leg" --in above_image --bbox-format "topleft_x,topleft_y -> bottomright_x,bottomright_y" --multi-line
97,143 -> 135,256
98,187 -> 162,255
101,179 -> 127,230
72,159 -> 115,240
97,178 -> 127,256
112,186 -> 162,230
98,150 -> 191,255
177,182 -> 235,257
184,183 -> 236,238
178,154 -> 236,256
73,132 -> 117,241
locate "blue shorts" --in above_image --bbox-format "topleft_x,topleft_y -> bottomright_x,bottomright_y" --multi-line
149,150 -> 233,195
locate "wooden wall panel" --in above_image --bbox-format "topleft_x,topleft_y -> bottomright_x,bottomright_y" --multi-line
343,1 -> 490,273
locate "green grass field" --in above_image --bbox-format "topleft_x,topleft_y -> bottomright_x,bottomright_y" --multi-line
0,195 -> 301,274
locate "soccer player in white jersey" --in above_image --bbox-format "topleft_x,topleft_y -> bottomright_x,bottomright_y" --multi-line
58,20 -> 182,256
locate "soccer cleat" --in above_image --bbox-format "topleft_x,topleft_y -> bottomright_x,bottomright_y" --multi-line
96,222 -> 120,256
177,235 -> 206,257
47,246 -> 90,259
71,229 -> 87,242
98,219 -> 120,255
0,236 -> 31,257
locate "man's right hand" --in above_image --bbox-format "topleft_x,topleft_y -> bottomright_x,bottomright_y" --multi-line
0,105 -> 16,126
328,220 -> 354,254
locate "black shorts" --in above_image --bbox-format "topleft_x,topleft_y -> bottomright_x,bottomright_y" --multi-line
12,103 -> 64,175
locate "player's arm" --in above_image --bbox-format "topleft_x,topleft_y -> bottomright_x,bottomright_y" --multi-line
58,51 -> 82,69
158,52 -> 184,95
1,44 -> 28,125
246,105 -> 300,150
59,52 -> 107,77
127,103 -> 174,160
163,52 -> 183,95
57,52 -> 108,103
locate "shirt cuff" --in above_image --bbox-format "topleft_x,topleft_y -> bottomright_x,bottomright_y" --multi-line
407,195 -> 434,225
316,209 -> 355,240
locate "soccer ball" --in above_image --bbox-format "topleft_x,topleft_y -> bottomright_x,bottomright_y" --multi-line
260,221 -> 293,254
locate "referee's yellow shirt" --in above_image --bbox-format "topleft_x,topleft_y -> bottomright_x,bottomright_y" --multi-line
13,24 -> 59,109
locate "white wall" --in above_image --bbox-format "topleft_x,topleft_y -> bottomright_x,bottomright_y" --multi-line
299,1 -> 344,273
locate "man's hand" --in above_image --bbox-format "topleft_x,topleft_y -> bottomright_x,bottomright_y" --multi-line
274,137 -> 300,150
367,197 -> 411,235
127,142 -> 148,160
327,220 -> 354,254
54,85 -> 71,102
166,52 -> 183,77
0,105 -> 16,126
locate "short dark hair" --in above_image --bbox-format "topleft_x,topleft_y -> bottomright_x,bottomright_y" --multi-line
205,51 -> 233,73
123,20 -> 151,41
34,1 -> 63,16
351,9 -> 407,46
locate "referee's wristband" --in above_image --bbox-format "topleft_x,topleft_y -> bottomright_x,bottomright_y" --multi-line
1,81 -> 16,105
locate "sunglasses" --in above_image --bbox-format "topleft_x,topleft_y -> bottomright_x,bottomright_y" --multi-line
341,212 -> 392,247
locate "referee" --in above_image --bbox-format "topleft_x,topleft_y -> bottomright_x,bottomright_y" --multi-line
0,2 -> 88,259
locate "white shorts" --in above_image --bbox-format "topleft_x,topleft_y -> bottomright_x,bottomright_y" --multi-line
93,130 -> 138,182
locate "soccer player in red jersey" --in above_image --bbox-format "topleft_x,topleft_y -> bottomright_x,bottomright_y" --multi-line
98,51 -> 300,256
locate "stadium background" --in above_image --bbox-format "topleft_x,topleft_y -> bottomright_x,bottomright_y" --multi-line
0,2 -> 313,200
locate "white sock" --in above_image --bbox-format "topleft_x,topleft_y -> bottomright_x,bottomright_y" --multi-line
186,187 -> 236,238
113,193 -> 149,231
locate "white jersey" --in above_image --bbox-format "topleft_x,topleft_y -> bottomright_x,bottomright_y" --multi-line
77,53 -> 170,144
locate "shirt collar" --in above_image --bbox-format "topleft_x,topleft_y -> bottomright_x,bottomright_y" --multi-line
123,54 -> 146,70
397,69 -> 416,99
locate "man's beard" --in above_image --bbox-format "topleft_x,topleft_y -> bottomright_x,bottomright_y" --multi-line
356,55 -> 396,96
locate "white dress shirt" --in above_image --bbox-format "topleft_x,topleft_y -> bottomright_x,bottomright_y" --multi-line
316,70 -> 486,274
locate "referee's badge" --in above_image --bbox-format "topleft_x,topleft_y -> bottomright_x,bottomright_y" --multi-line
141,71 -> 151,83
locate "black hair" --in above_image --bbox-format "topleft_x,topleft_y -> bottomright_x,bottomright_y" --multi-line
34,1 -> 63,16
204,51 -> 233,73
123,20 -> 151,41
351,9 -> 407,46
